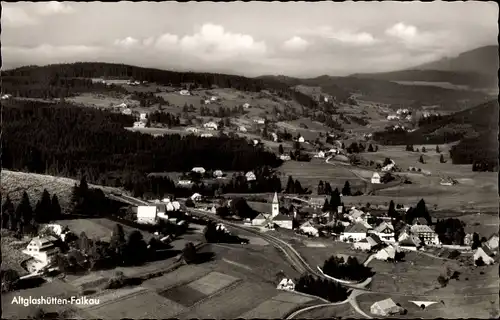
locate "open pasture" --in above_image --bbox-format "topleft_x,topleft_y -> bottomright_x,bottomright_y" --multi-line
187,271 -> 239,295
290,302 -> 362,319
66,92 -> 138,108
294,242 -> 370,270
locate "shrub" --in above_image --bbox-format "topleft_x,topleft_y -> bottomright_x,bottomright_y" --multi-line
437,275 -> 448,287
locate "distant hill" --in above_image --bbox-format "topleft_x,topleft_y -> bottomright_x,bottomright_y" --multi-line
350,46 -> 498,89
372,99 -> 498,169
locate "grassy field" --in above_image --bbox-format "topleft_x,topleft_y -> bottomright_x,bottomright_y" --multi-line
1,170 -> 126,213
457,213 -> 499,238
278,158 -> 366,194
1,230 -> 32,276
291,302 -> 363,319
293,241 -> 370,270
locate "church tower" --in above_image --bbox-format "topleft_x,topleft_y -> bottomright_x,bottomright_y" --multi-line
272,192 -> 279,218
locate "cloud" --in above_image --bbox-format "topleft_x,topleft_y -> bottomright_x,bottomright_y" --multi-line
178,23 -> 267,59
114,37 -> 140,48
2,2 -> 75,28
154,33 -> 180,50
301,26 -> 376,46
35,2 -> 75,16
385,22 -> 418,41
283,36 -> 310,51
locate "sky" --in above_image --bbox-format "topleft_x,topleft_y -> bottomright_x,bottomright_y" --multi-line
1,1 -> 498,77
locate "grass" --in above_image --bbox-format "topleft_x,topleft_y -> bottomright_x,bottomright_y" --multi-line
294,242 -> 370,270
291,302 -> 363,319
1,230 -> 31,276
141,264 -> 210,291
278,158 -> 366,193
159,285 -> 208,307
1,170 -> 126,213
187,271 -> 239,295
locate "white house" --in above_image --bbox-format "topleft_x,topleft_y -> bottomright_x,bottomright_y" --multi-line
133,121 -> 145,128
204,99 -> 211,105
166,201 -> 181,212
280,154 -> 291,161
252,213 -> 268,226
140,113 -> 148,121
178,179 -> 193,185
239,126 -> 247,132
387,115 -> 398,120
297,136 -> 305,143
410,225 -> 440,246
271,132 -> 278,142
122,108 -> 132,115
353,234 -> 383,251
252,139 -> 260,146
213,170 -> 224,178
190,193 -> 202,201
191,167 -> 206,174
440,177 -> 458,186
203,122 -> 218,130
186,127 -> 199,133
277,278 -> 295,291
179,90 -> 191,96
137,206 -> 159,224
210,96 -> 218,101
340,222 -> 371,242
314,151 -> 326,158
474,246 -> 495,265
371,172 -> 381,184
370,298 -> 402,316
254,118 -> 266,124
381,160 -> 396,172
374,245 -> 398,261
200,133 -> 213,138
243,103 -> 250,109
373,222 -> 395,242
299,221 -> 319,237
486,234 -> 499,251
22,236 -> 59,269
348,208 -> 366,223
396,108 -> 409,115
245,171 -> 257,181
272,214 -> 294,230
1,94 -> 12,100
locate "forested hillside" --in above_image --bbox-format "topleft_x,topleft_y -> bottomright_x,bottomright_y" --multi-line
2,62 -> 319,109
2,100 -> 282,190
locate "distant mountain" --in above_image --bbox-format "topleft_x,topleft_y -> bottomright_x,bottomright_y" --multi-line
350,45 -> 498,89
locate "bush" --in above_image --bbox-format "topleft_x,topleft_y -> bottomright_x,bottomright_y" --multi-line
437,275 -> 448,287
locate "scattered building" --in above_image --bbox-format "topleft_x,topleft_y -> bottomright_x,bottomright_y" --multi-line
191,167 -> 206,174
133,121 -> 145,128
473,245 -> 495,265
186,127 -> 199,133
200,133 -> 213,138
440,177 -> 458,186
353,234 -> 383,251
1,94 -> 12,100
137,206 -> 159,224
280,154 -> 291,161
254,118 -> 266,124
299,221 -> 319,237
238,126 -> 247,132
190,193 -> 202,201
178,179 -> 193,185
245,171 -> 257,181
140,113 -> 148,121
314,151 -> 326,158
203,122 -> 219,130
370,298 -> 403,316
486,234 -> 499,251
371,172 -> 381,184
340,222 -> 371,242
297,136 -> 305,143
464,233 -> 473,246
309,197 -> 327,208
252,213 -> 268,226
22,236 -> 59,265
410,225 -> 440,246
277,278 -> 295,291
271,132 -> 278,142
373,222 -> 395,242
397,230 -> 423,251
204,99 -> 211,105
213,170 -> 224,178
374,245 -> 398,261
210,96 -> 218,101
243,103 -> 251,109
387,115 -> 398,120
121,108 -> 132,115
179,90 -> 191,96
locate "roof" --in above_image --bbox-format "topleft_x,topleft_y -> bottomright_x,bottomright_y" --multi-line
372,172 -> 381,178
412,217 -> 429,225
350,208 -> 365,219
399,235 -> 422,247
378,245 -> 396,259
410,225 -> 435,234
253,213 -> 267,221
273,214 -> 293,221
367,234 -> 383,246
273,192 -> 279,203
480,244 -> 494,257
191,193 -> 202,198
345,222 -> 370,234
372,298 -> 398,311
374,222 -> 394,233
300,221 -> 317,229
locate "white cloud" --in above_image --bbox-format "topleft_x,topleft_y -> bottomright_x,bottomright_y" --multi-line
2,7 -> 38,28
301,26 -> 376,46
283,36 -> 309,51
114,37 -> 140,48
154,33 -> 179,50
35,2 -> 75,16
178,23 -> 267,59
385,22 -> 418,41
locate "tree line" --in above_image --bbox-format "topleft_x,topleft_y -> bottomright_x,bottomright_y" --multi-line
2,100 -> 282,196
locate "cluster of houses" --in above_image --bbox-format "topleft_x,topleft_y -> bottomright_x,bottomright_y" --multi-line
1,93 -> 12,100
387,109 -> 412,121
136,197 -> 182,224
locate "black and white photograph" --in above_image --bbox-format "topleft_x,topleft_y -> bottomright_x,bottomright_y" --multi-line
1,1 -> 498,319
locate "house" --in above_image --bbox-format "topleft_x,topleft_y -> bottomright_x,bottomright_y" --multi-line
309,197 -> 327,208
140,113 -> 148,121
191,167 -> 206,174
200,133 -> 213,138
252,139 -> 260,146
398,231 -> 423,250
137,206 -> 159,224
396,108 -> 409,115
203,122 -> 218,130
387,115 -> 398,120
22,236 -> 59,266
271,132 -> 278,142
1,94 -> 12,100
412,217 -> 429,225
299,221 -> 319,237
204,99 -> 211,104
213,170 -> 224,178
353,234 -> 383,251
277,278 -> 295,291
210,96 -> 218,101
254,118 -> 265,124
374,245 -> 398,261
314,151 -> 326,158
474,246 -> 495,265
121,108 -> 132,115
464,233 -> 473,246
238,126 -> 247,132
166,201 -> 181,212
373,222 -> 395,242
486,234 -> 499,251
245,171 -> 256,181
371,172 -> 381,184
243,103 -> 250,109
440,177 -> 458,186
190,193 -> 202,201
186,127 -> 199,133
348,208 -> 366,223
280,154 -> 291,161
40,224 -> 71,242
252,213 -> 268,226
340,222 -> 371,242
272,214 -> 293,230
410,225 -> 440,245
178,179 -> 193,186
297,136 -> 305,143
133,121 -> 145,128
370,298 -> 403,316
179,90 -> 191,96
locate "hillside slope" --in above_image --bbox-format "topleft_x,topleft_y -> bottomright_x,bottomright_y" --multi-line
350,46 -> 498,89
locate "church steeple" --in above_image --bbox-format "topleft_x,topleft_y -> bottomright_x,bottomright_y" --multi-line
272,192 -> 279,218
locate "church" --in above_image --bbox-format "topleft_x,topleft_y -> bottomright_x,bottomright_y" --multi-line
252,192 -> 293,229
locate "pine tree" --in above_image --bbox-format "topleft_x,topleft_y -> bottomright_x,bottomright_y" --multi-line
419,155 -> 425,164
440,154 -> 446,163
294,180 -> 303,194
368,144 -> 374,152
279,144 -> 284,155
342,181 -> 351,196
51,194 -> 62,219
330,188 -> 341,209
374,145 -> 378,152
17,192 -> 33,226
388,200 -> 398,220
422,146 -> 426,153
322,199 -> 330,212
286,176 -> 295,194
436,145 -> 441,153
35,189 -> 52,223
1,195 -> 15,229
317,181 -> 325,195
